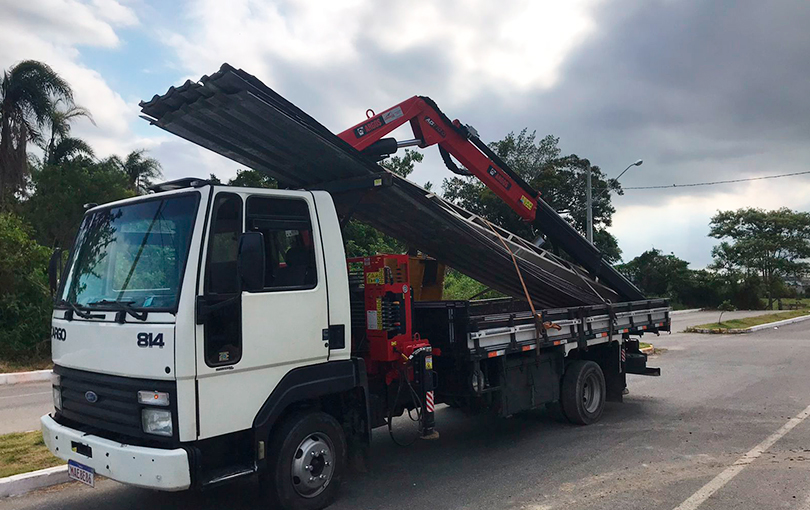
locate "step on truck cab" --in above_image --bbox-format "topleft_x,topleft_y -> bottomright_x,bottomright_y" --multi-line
42,178 -> 667,510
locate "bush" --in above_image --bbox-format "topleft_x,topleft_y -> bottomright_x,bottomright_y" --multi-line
0,213 -> 53,360
443,269 -> 503,300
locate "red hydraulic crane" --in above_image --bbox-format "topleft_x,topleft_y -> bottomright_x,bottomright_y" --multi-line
336,95 -> 646,302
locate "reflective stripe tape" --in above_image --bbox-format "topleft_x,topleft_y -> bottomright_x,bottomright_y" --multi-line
487,349 -> 506,358
522,345 -> 533,351
426,391 -> 435,413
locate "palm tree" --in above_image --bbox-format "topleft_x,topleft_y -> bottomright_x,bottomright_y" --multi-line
108,149 -> 163,194
42,98 -> 94,165
0,60 -> 73,205
48,137 -> 95,166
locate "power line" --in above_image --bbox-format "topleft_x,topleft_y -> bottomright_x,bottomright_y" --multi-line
622,170 -> 810,190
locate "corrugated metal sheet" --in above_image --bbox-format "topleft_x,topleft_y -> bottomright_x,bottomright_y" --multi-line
140,64 -> 619,308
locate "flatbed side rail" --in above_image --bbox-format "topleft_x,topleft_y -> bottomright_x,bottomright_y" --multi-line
467,300 -> 670,360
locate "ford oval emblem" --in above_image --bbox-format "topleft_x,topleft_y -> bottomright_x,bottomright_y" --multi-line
85,391 -> 98,404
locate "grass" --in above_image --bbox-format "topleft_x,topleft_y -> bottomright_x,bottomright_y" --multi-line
690,309 -> 810,332
0,431 -> 63,478
767,298 -> 810,311
0,357 -> 52,374
639,342 -> 652,350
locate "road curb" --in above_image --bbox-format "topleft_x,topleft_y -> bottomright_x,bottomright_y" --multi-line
0,465 -> 69,498
687,313 -> 810,334
670,308 -> 702,315
746,313 -> 810,332
0,370 -> 53,386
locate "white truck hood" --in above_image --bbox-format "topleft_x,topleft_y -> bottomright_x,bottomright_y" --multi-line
51,310 -> 176,380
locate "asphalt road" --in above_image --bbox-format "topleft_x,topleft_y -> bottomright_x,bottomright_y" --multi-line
5,313 -> 810,510
0,381 -> 51,435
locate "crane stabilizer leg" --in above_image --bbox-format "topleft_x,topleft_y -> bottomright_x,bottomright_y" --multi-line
337,96 -> 646,302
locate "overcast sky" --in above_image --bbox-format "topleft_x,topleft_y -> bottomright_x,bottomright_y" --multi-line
2,0 -> 809,267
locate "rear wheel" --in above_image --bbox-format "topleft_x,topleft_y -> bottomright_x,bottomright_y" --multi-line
561,360 -> 606,425
261,411 -> 346,510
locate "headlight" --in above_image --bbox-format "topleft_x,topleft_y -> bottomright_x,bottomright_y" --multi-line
52,386 -> 62,411
52,373 -> 61,411
138,390 -> 170,406
141,408 -> 173,436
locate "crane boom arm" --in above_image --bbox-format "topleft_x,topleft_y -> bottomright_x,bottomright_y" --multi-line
337,96 -> 538,222
337,96 -> 646,302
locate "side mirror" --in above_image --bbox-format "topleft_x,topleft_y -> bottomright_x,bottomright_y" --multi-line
238,232 -> 265,292
48,248 -> 63,297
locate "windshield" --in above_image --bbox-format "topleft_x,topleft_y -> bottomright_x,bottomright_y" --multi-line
60,193 -> 200,310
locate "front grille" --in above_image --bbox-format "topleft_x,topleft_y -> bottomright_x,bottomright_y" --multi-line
54,365 -> 178,445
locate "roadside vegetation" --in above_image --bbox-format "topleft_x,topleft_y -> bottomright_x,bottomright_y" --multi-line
688,309 -> 810,332
0,431 -> 63,478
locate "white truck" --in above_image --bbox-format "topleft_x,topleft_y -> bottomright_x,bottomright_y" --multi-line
41,65 -> 667,510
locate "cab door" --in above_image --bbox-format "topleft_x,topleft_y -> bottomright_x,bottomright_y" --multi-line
196,189 -> 329,439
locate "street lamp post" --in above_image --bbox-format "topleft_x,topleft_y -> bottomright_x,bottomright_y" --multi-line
586,159 -> 643,244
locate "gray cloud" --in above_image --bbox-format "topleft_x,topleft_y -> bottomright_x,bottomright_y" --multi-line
154,0 -> 810,267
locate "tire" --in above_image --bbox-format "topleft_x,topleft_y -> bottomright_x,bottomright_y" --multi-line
560,360 -> 606,425
260,411 -> 347,510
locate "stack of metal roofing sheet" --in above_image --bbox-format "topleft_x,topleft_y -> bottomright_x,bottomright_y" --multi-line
140,63 -> 620,308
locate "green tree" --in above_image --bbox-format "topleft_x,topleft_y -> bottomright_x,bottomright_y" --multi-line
228,168 -> 277,188
41,99 -> 93,165
617,248 -> 691,297
107,149 -> 163,194
441,130 -> 623,262
617,249 -> 728,308
709,208 -> 810,309
443,268 -> 501,300
0,60 -> 74,205
0,212 -> 52,359
24,158 -> 133,249
381,148 -> 423,178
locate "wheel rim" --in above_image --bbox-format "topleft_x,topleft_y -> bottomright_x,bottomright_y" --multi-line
582,372 -> 602,414
290,433 -> 335,498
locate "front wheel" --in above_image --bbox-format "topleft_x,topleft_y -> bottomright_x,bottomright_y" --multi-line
261,411 -> 346,510
561,360 -> 606,425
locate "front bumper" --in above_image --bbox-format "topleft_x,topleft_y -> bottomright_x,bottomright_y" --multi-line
41,415 -> 191,491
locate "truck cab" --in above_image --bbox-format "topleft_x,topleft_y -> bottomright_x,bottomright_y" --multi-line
43,180 -> 366,507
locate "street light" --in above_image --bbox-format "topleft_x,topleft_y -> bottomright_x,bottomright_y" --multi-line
586,159 -> 643,244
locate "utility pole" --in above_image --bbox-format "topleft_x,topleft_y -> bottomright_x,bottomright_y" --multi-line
586,159 -> 643,245
586,166 -> 593,244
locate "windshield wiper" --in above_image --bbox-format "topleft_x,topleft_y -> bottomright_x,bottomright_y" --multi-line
57,300 -> 104,320
88,299 -> 148,322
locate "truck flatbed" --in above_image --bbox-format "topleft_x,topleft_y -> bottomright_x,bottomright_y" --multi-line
413,298 -> 668,361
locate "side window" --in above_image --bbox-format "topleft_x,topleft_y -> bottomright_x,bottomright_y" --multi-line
246,196 -> 317,291
203,193 -> 242,367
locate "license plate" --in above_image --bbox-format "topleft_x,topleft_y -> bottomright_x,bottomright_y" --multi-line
67,460 -> 95,487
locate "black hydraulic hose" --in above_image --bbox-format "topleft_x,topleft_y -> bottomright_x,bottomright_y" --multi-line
439,146 -> 471,176
387,366 -> 423,447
